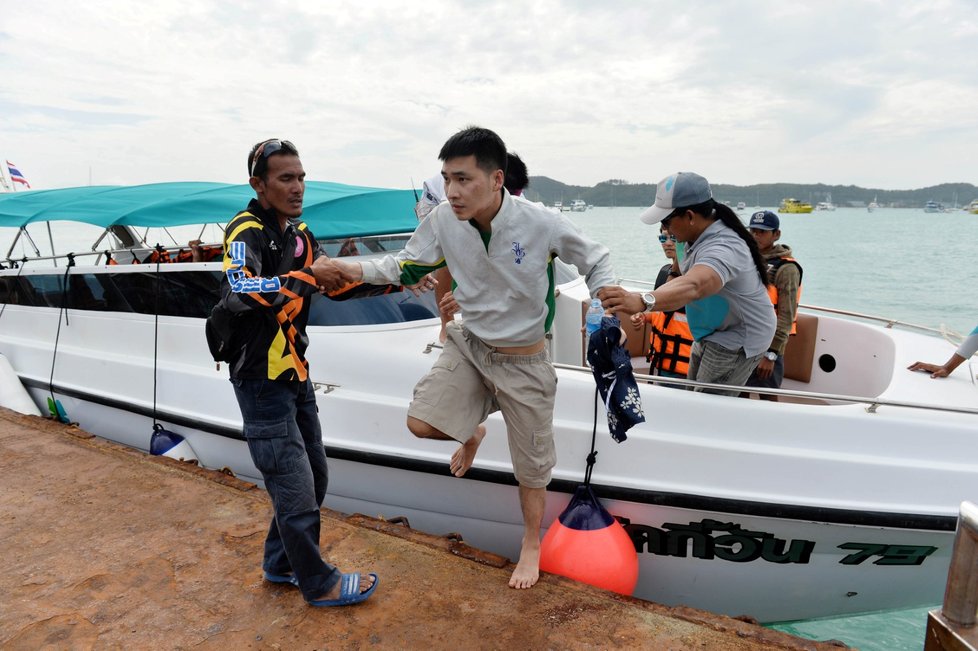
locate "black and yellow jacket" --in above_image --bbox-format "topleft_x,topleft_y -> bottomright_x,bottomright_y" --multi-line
220,199 -> 325,382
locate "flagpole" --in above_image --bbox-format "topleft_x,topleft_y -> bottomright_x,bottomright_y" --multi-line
0,159 -> 11,192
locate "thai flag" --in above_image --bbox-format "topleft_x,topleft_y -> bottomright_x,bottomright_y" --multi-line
6,161 -> 30,188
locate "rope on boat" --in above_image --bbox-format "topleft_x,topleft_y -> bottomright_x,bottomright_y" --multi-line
938,323 -> 965,348
152,245 -> 162,429
47,253 -> 75,418
584,386 -> 599,487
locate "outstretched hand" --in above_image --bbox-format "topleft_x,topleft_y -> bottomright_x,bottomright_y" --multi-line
599,285 -> 644,316
907,361 -> 950,378
405,273 -> 437,297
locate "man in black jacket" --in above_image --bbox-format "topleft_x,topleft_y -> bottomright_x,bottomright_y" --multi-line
220,138 -> 377,607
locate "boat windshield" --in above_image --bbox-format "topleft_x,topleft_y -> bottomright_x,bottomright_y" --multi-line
0,267 -> 438,327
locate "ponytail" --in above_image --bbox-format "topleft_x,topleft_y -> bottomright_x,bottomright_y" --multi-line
683,199 -> 768,287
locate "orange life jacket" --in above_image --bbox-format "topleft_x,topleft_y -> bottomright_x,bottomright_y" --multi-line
766,256 -> 803,335
646,310 -> 693,377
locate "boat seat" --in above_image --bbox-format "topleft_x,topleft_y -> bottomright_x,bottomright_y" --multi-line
783,313 -> 818,383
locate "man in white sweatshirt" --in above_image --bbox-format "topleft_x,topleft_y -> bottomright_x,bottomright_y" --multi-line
333,126 -> 616,591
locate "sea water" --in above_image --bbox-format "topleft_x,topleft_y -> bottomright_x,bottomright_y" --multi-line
567,206 -> 977,337
566,206 -> 977,651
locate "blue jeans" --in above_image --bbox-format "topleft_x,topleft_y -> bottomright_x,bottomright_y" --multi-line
231,377 -> 339,600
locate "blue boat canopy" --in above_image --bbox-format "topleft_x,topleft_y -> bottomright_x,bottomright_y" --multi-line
0,182 -> 420,239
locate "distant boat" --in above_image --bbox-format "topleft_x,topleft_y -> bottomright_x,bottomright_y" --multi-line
570,199 -> 588,212
967,199 -> 978,214
924,200 -> 942,213
553,201 -> 565,211
815,194 -> 836,211
867,196 -> 879,213
778,198 -> 814,214
736,202 -> 746,211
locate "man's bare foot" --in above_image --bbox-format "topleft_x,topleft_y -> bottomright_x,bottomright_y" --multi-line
509,540 -> 541,589
449,424 -> 486,477
311,571 -> 375,602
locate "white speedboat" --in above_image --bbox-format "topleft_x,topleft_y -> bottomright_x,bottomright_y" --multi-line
1,183 -> 976,623
570,199 -> 588,212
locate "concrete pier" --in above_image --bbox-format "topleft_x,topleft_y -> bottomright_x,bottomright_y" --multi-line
0,409 -> 842,650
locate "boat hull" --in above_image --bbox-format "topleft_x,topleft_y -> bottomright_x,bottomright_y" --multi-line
15,382 -> 955,622
1,264 -> 974,622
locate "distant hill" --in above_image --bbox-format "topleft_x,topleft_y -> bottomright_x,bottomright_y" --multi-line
523,177 -> 978,210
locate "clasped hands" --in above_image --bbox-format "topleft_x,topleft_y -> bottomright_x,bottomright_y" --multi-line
311,256 -> 438,296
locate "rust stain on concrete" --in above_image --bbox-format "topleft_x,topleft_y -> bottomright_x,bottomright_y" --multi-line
0,409 -> 845,650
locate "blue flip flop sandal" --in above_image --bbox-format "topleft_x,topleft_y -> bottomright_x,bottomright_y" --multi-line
263,570 -> 299,587
309,572 -> 378,607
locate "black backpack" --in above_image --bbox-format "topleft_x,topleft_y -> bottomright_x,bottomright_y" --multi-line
205,301 -> 239,362
205,223 -> 301,363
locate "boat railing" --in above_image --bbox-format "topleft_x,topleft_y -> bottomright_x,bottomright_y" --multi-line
925,501 -> 978,649
550,362 -> 978,416
2,227 -> 416,268
616,278 -> 964,341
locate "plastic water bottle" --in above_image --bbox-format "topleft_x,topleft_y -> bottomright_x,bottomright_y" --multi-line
585,298 -> 603,337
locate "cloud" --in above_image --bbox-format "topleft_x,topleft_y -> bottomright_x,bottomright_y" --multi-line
1,0 -> 975,190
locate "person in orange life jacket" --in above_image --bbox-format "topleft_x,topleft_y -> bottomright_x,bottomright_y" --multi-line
222,138 -> 376,607
744,210 -> 802,400
629,223 -> 692,378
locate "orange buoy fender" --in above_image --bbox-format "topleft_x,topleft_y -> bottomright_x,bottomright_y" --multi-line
539,484 -> 639,595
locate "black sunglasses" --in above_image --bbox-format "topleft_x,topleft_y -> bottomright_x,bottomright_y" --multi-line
250,139 -> 297,177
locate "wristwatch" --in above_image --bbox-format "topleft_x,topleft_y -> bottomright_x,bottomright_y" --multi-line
764,350 -> 778,362
641,291 -> 656,311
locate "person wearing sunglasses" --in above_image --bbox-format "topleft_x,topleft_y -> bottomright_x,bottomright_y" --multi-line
629,224 -> 693,379
602,172 -> 775,396
215,138 -> 377,607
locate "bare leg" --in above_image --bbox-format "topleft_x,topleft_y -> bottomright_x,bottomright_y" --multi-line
449,423 -> 486,477
406,415 -> 456,441
510,485 -> 545,589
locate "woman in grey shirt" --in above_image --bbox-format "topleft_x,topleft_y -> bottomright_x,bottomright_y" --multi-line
603,172 -> 776,395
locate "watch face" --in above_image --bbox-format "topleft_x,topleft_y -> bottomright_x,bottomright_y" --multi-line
642,292 -> 655,308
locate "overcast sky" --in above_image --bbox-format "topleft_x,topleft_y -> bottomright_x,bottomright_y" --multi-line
2,1 -> 976,192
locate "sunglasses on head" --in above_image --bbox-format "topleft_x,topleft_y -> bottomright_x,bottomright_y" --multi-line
250,139 -> 296,177
658,233 -> 677,243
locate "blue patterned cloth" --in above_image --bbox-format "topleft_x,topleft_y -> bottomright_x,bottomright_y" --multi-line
586,315 -> 645,442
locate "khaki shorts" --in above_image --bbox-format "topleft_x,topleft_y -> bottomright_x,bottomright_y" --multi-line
408,321 -> 558,488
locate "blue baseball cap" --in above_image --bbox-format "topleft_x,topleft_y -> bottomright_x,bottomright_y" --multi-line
640,172 -> 713,224
749,210 -> 780,231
